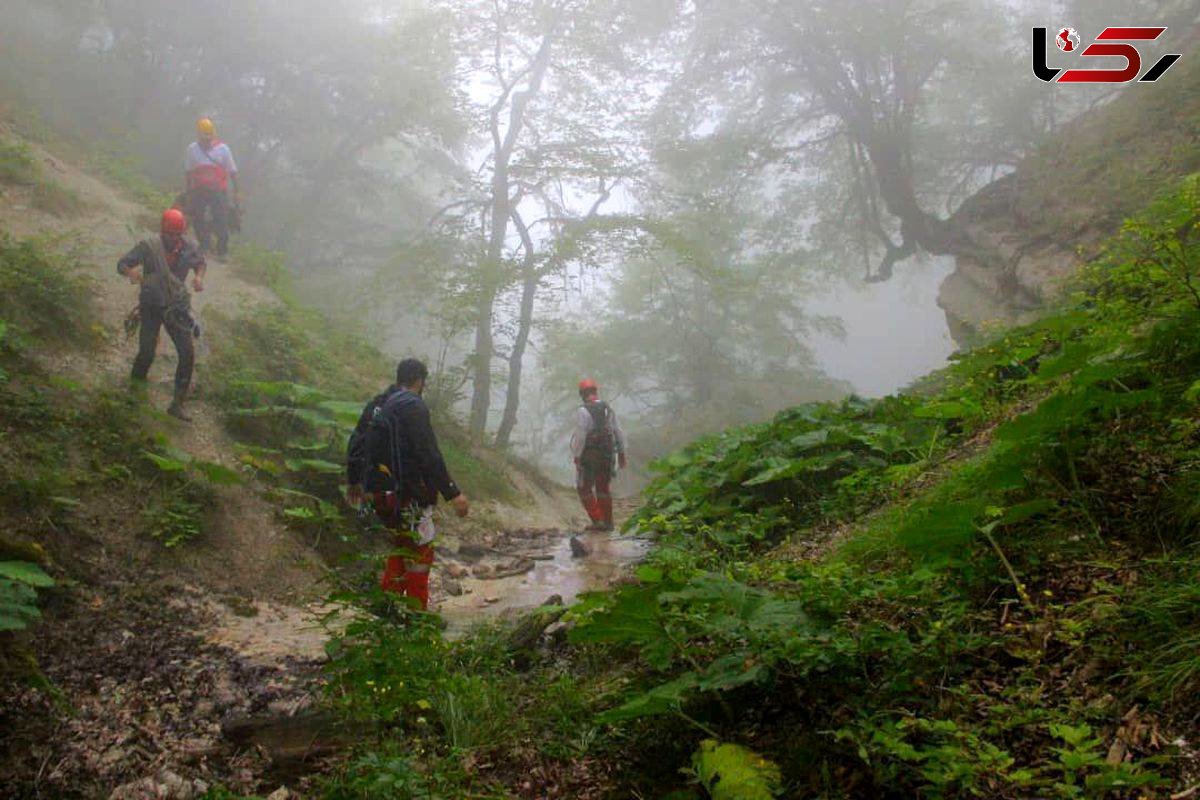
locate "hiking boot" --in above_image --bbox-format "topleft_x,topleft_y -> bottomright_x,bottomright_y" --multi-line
598,521 -> 616,532
167,401 -> 192,422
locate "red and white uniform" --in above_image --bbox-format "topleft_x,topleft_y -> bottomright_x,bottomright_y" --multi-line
186,140 -> 238,192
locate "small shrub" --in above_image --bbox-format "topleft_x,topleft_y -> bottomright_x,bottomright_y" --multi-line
143,491 -> 207,548
0,234 -> 98,345
0,560 -> 54,632
0,140 -> 38,185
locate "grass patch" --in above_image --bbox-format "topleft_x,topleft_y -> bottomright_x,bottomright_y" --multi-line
442,441 -> 516,504
228,242 -> 291,296
0,138 -> 90,217
90,150 -> 174,211
0,140 -> 38,185
0,234 -> 98,347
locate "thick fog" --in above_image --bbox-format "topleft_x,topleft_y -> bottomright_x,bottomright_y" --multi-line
2,0 -> 1192,480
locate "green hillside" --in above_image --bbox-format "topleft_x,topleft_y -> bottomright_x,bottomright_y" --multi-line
304,175 -> 1200,798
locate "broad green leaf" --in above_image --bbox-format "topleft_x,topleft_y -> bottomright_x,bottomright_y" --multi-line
696,652 -> 767,692
319,400 -> 367,425
284,458 -> 344,474
144,450 -> 189,472
788,429 -> 829,451
192,460 -> 244,485
0,561 -> 54,587
692,740 -> 781,800
597,672 -> 700,723
913,400 -> 970,420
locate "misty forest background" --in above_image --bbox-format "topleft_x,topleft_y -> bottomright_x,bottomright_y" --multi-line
5,0 -> 1191,484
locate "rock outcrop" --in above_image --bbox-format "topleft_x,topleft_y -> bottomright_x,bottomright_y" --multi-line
937,44 -> 1200,346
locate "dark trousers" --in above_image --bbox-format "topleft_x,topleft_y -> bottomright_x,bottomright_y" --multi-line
132,304 -> 194,394
187,188 -> 229,255
576,456 -> 613,524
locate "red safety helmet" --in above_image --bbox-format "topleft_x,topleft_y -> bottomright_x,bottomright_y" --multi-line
161,207 -> 188,235
578,378 -> 599,396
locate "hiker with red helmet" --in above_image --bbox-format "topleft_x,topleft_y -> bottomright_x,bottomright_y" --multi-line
185,118 -> 239,258
571,379 -> 627,531
117,208 -> 206,421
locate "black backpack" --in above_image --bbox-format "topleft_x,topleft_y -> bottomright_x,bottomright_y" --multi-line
583,400 -> 616,456
360,390 -> 420,493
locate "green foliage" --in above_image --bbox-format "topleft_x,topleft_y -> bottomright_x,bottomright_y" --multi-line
431,673 -> 513,751
0,234 -> 98,345
142,493 -> 205,548
229,243 -> 291,295
0,560 -> 54,632
323,605 -> 452,725
560,176 -> 1200,797
0,138 -> 88,215
90,150 -> 173,211
139,446 -> 239,547
0,139 -> 39,184
691,740 -> 781,800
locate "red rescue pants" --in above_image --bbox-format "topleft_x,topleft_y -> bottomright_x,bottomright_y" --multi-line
380,541 -> 435,609
374,492 -> 436,610
575,457 -> 613,524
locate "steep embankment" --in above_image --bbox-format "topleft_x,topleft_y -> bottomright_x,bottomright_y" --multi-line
938,45 -> 1200,345
279,174 -> 1200,800
0,119 -> 580,798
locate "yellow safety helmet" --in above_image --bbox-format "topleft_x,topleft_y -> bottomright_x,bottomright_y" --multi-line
196,118 -> 216,136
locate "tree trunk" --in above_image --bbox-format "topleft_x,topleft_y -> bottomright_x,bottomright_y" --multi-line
467,32 -> 555,438
494,211 -> 539,448
467,172 -> 507,436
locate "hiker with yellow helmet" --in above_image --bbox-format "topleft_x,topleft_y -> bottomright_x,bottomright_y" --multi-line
185,118 -> 240,258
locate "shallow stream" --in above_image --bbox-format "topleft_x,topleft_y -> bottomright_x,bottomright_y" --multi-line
437,529 -> 651,631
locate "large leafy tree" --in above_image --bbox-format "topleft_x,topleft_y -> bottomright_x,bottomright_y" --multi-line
425,0 -> 676,443
653,0 -> 1185,291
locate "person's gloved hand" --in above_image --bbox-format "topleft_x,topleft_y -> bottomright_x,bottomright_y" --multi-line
618,453 -> 628,470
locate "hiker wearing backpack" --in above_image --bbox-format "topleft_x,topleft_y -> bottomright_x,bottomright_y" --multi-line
185,118 -> 240,258
117,208 -> 206,421
571,379 -> 627,532
346,358 -> 469,609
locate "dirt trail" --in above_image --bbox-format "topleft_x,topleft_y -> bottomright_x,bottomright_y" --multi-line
1,127 -> 650,796
2,132 -> 321,602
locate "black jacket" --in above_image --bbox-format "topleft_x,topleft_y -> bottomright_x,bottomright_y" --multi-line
347,386 -> 461,506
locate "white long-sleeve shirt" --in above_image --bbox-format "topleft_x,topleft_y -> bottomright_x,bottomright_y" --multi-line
570,401 -> 626,459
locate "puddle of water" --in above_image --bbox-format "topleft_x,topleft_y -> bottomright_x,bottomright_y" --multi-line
437,531 -> 651,631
